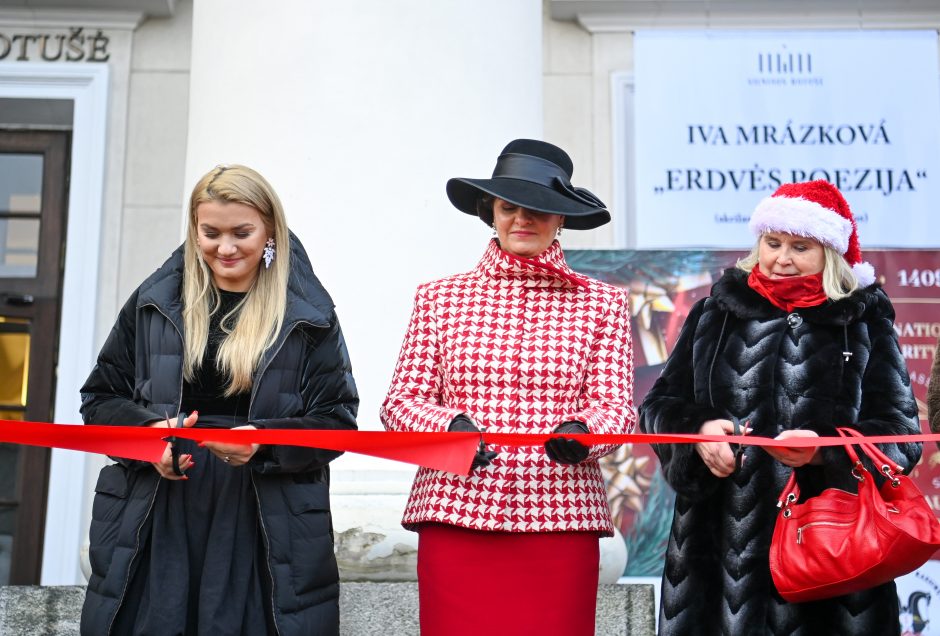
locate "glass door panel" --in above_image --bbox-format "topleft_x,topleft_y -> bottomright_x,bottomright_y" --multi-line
0,154 -> 42,278
0,317 -> 29,417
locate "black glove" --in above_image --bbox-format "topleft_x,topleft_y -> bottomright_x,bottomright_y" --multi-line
448,415 -> 498,470
545,421 -> 590,465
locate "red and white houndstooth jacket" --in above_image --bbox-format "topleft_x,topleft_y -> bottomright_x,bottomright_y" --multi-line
381,239 -> 636,535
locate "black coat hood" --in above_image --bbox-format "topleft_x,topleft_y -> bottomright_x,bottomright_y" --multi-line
136,231 -> 334,335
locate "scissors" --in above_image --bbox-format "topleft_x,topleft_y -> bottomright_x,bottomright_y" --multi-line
731,416 -> 749,472
163,410 -> 187,477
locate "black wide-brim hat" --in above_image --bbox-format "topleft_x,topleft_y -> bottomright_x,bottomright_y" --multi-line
446,139 -> 611,230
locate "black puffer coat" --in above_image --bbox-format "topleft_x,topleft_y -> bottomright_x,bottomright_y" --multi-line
79,235 -> 358,635
639,268 -> 921,635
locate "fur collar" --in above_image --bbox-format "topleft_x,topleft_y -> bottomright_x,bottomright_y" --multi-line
711,268 -> 892,326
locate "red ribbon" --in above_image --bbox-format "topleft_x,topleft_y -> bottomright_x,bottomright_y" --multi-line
1,419 -> 936,476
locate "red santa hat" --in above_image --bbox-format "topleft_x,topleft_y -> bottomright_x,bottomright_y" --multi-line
749,180 -> 875,287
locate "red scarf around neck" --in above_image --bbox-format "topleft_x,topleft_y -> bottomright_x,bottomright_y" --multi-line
747,268 -> 828,312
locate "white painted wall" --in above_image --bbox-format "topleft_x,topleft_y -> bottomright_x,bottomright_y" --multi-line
185,1 -> 543,476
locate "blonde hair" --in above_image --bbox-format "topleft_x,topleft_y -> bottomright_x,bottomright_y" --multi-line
737,237 -> 859,301
183,164 -> 291,395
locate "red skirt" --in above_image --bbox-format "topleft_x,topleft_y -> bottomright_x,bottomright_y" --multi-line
417,523 -> 600,636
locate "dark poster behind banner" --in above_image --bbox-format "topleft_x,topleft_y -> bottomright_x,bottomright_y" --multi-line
567,249 -> 940,578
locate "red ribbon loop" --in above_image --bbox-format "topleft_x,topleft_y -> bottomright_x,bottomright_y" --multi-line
1,419 -> 934,476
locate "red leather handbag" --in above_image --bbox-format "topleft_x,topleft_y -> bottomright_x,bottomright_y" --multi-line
769,427 -> 940,603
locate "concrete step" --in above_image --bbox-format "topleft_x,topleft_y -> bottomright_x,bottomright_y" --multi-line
0,583 -> 655,635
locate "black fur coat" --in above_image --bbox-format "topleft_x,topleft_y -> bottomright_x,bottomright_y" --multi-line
639,268 -> 921,635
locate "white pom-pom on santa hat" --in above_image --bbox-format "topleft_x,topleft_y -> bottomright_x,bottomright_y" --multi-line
852,262 -> 876,288
749,180 -> 875,287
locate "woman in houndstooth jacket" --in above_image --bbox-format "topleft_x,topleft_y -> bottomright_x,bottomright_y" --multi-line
381,139 -> 636,636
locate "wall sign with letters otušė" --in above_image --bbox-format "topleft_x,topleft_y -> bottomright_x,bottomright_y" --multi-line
0,28 -> 110,62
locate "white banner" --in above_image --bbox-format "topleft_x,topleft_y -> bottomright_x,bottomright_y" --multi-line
633,30 -> 940,248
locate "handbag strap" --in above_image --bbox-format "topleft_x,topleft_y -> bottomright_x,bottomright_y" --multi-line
777,426 -> 903,514
836,427 -> 904,481
776,472 -> 800,511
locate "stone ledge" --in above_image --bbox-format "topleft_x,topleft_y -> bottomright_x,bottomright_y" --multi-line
0,583 -> 656,635
0,585 -> 84,636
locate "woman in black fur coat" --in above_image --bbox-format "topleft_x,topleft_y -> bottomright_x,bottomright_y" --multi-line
639,180 -> 921,635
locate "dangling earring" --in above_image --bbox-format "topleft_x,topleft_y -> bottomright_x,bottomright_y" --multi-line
491,223 -> 497,237
263,238 -> 276,269
556,225 -> 563,238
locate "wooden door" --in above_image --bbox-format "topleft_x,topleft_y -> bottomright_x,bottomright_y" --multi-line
0,130 -> 69,584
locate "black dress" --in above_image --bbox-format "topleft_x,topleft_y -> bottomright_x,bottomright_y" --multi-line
112,290 -> 275,635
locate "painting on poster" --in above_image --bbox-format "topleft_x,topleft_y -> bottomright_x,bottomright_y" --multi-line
633,30 -> 940,249
567,248 -> 940,580
898,564 -> 940,635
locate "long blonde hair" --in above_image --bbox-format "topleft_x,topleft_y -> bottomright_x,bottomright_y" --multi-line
737,238 -> 859,301
183,164 -> 291,395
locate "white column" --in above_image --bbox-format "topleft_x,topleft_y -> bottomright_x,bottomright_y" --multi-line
186,0 -> 543,577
